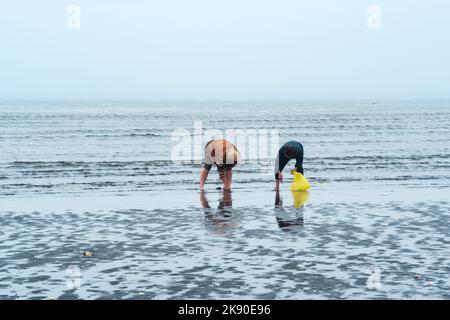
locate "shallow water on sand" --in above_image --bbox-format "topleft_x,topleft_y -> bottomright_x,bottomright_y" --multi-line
0,101 -> 449,299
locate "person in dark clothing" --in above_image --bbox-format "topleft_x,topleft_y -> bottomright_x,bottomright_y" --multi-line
274,140 -> 304,191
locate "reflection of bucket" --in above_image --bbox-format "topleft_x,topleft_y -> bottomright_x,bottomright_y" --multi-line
292,190 -> 310,208
290,171 -> 311,191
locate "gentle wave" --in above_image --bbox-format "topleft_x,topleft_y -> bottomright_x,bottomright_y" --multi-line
1,101 -> 450,197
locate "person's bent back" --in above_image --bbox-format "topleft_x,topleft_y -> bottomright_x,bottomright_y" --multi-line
199,139 -> 240,191
274,140 -> 304,190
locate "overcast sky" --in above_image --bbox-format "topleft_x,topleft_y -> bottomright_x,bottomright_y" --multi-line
1,0 -> 449,100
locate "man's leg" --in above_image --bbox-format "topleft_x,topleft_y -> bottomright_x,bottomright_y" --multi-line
223,169 -> 232,190
295,151 -> 304,175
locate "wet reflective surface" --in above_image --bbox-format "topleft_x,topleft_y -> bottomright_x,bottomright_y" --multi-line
1,101 -> 449,299
1,191 -> 449,299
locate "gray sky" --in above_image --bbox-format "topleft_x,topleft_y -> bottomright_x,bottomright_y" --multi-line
1,0 -> 449,100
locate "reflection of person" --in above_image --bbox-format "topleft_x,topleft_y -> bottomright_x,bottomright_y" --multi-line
275,141 -> 304,191
200,191 -> 211,209
200,190 -> 233,211
275,189 -> 283,208
200,139 -> 241,191
218,189 -> 232,210
200,190 -> 237,235
274,189 -> 304,231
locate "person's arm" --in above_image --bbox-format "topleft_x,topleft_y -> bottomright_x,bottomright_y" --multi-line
200,144 -> 214,190
274,151 -> 281,190
200,165 -> 211,190
277,154 -> 290,178
275,150 -> 289,190
200,156 -> 212,191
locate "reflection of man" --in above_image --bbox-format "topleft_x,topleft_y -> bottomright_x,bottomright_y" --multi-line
200,191 -> 211,209
275,189 -> 283,208
274,190 -> 304,231
200,190 -> 237,235
218,189 -> 232,210
275,141 -> 304,191
200,190 -> 233,211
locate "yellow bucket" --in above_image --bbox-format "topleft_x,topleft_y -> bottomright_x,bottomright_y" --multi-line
292,190 -> 310,208
290,171 -> 311,191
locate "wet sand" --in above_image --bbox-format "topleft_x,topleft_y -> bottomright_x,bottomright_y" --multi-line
1,185 -> 449,300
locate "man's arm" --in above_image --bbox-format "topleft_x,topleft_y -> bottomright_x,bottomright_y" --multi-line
200,145 -> 213,190
199,166 -> 210,191
275,150 -> 289,190
276,151 -> 290,179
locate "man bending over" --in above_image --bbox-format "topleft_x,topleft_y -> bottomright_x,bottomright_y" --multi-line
275,140 -> 304,191
200,139 -> 241,191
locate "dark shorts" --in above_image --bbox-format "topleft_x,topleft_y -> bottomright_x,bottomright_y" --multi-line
203,163 -> 236,180
203,162 -> 236,169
